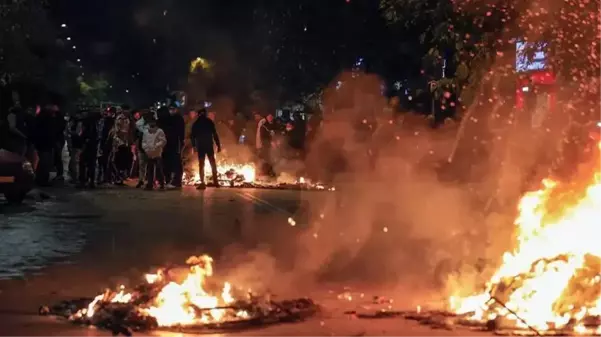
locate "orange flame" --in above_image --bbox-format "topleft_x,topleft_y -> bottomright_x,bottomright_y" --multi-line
449,143 -> 601,333
183,159 -> 256,186
76,255 -> 248,327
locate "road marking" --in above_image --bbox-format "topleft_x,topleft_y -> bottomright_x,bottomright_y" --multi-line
236,191 -> 291,216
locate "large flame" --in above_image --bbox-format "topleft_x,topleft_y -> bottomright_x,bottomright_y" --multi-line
77,255 -> 249,327
449,143 -> 601,333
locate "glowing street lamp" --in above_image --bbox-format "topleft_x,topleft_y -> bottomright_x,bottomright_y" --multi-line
61,23 -> 67,28
66,37 -> 71,41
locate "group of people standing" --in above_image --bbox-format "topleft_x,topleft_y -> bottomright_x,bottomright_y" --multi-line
69,105 -> 207,190
2,91 -> 322,191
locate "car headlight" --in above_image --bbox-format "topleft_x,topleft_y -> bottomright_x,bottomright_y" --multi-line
22,161 -> 34,174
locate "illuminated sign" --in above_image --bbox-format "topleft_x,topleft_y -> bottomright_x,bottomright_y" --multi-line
516,41 -> 547,72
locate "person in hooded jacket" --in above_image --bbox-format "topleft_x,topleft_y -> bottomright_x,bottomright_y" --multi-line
190,108 -> 221,189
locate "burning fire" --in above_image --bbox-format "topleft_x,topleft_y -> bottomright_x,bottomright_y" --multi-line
449,143 -> 601,333
183,159 -> 256,186
75,255 -> 249,327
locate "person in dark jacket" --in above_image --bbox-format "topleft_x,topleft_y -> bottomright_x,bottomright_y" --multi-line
256,113 -> 276,176
190,108 -> 221,189
33,106 -> 57,186
78,110 -> 100,188
68,110 -> 85,182
159,106 -> 185,187
51,105 -> 66,181
97,107 -> 116,184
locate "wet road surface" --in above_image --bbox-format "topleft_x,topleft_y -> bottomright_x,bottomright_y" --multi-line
0,193 -> 97,280
0,186 -> 489,335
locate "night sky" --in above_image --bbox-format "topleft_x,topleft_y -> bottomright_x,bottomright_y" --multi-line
47,0 -> 410,106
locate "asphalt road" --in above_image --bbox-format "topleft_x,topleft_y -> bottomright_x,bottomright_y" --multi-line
0,185 -> 490,336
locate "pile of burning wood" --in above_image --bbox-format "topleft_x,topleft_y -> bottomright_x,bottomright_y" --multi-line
39,255 -> 319,336
183,160 -> 334,191
351,143 -> 601,336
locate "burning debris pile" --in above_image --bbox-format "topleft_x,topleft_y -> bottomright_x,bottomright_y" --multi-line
414,143 -> 601,336
39,255 -> 319,335
183,160 -> 256,187
183,159 -> 334,191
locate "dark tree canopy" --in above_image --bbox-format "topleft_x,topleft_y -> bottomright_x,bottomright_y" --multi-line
0,0 -> 63,77
380,0 -> 600,109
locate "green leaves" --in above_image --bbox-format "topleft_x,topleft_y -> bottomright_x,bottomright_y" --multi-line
78,74 -> 109,105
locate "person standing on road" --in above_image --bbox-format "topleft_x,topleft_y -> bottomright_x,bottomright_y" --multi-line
256,113 -> 276,176
78,110 -> 100,188
142,118 -> 167,190
160,106 -> 185,188
190,108 -> 221,190
182,109 -> 199,181
67,109 -> 85,183
134,111 -> 149,188
110,111 -> 133,185
51,105 -> 66,182
97,107 -> 116,184
33,105 -> 57,186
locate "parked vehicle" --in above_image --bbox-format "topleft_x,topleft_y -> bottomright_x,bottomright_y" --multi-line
0,149 -> 35,204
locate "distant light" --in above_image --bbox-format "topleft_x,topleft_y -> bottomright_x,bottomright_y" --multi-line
163,10 -> 168,16
61,24 -> 67,28
72,45 -> 76,49
77,58 -> 81,62
408,96 -> 413,101
522,86 -> 529,92
125,89 -> 129,93
66,37 -> 71,41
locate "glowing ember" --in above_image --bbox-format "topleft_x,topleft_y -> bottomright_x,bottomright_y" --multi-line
448,143 -> 601,334
74,255 -> 249,327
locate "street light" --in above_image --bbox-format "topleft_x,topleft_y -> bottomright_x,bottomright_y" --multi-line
125,89 -> 129,93
66,37 -> 71,41
72,45 -> 76,50
77,58 -> 81,62
61,23 -> 67,28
